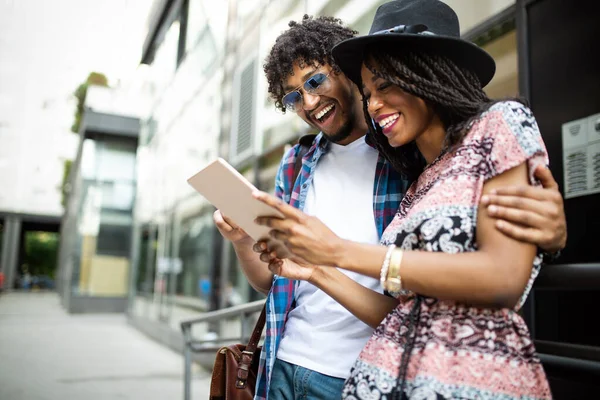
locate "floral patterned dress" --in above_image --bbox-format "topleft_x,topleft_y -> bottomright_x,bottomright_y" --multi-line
342,102 -> 553,400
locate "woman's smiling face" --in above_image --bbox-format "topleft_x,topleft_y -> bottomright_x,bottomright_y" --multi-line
360,58 -> 436,149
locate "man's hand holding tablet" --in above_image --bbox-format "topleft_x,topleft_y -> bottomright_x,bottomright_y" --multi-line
187,158 -> 290,256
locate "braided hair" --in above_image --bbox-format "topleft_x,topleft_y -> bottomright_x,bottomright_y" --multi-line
264,15 -> 357,113
359,45 -> 523,180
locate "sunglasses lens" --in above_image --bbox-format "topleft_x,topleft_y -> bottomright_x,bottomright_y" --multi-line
283,91 -> 302,111
304,73 -> 328,92
282,71 -> 330,112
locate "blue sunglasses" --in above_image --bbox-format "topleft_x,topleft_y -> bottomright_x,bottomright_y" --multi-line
282,71 -> 332,112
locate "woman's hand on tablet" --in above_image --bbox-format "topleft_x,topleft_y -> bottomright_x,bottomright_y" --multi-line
214,210 -> 252,244
252,191 -> 345,267
253,243 -> 319,282
253,239 -> 293,259
270,258 -> 320,283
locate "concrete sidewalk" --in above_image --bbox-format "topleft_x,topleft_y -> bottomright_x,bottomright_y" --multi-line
0,292 -> 211,400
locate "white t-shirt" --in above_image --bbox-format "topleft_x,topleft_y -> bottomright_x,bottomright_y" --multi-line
276,137 -> 381,378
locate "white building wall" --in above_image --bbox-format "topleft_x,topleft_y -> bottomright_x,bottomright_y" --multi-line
0,103 -> 78,217
134,3 -> 229,225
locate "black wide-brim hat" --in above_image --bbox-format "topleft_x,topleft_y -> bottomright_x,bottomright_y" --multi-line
332,0 -> 496,88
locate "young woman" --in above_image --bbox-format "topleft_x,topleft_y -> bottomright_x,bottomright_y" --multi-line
252,0 -> 553,398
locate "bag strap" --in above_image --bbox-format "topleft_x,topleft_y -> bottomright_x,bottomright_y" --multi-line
235,133 -> 316,389
293,134 -> 317,185
235,304 -> 266,388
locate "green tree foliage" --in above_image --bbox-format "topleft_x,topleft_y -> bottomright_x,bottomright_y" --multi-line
23,232 -> 59,278
70,72 -> 109,133
60,159 -> 73,208
63,72 -> 109,208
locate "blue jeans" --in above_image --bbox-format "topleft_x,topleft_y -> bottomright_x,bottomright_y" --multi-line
268,358 -> 345,399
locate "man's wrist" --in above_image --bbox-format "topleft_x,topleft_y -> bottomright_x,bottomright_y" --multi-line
330,238 -> 350,268
308,265 -> 328,287
232,237 -> 257,259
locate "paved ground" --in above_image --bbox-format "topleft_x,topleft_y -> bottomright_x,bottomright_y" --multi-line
0,292 -> 211,400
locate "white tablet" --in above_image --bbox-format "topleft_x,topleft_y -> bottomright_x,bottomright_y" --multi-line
187,158 -> 284,242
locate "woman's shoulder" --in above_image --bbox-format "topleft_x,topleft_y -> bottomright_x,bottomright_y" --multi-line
461,100 -> 548,178
487,99 -> 531,114
487,100 -> 535,124
464,100 -> 540,144
479,100 -> 536,131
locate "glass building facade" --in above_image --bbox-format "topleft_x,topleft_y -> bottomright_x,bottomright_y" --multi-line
57,100 -> 140,313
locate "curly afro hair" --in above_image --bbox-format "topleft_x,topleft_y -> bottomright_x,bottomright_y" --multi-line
263,15 -> 357,112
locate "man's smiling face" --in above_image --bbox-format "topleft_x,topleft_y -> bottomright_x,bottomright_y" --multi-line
283,61 -> 361,144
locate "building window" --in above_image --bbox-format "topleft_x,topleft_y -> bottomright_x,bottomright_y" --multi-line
231,57 -> 257,164
177,212 -> 214,303
185,0 -> 208,53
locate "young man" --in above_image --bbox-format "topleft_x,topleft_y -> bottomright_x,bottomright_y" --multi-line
214,15 -> 567,400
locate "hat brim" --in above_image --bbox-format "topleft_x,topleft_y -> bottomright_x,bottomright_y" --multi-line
332,33 -> 496,88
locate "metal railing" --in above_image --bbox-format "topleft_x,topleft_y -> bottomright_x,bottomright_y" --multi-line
180,299 -> 264,400
531,263 -> 600,382
179,263 -> 600,399
534,263 -> 600,290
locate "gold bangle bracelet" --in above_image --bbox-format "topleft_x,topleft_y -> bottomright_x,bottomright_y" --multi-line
379,245 -> 396,290
385,249 -> 404,292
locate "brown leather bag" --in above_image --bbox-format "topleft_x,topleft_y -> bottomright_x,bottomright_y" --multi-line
209,134 -> 316,399
209,305 -> 265,399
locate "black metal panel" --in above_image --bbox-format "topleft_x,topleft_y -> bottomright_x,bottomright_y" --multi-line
525,0 -> 600,347
518,0 -> 600,396
522,0 -> 600,264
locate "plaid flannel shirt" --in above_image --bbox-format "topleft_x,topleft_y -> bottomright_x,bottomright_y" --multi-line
254,133 -> 410,399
